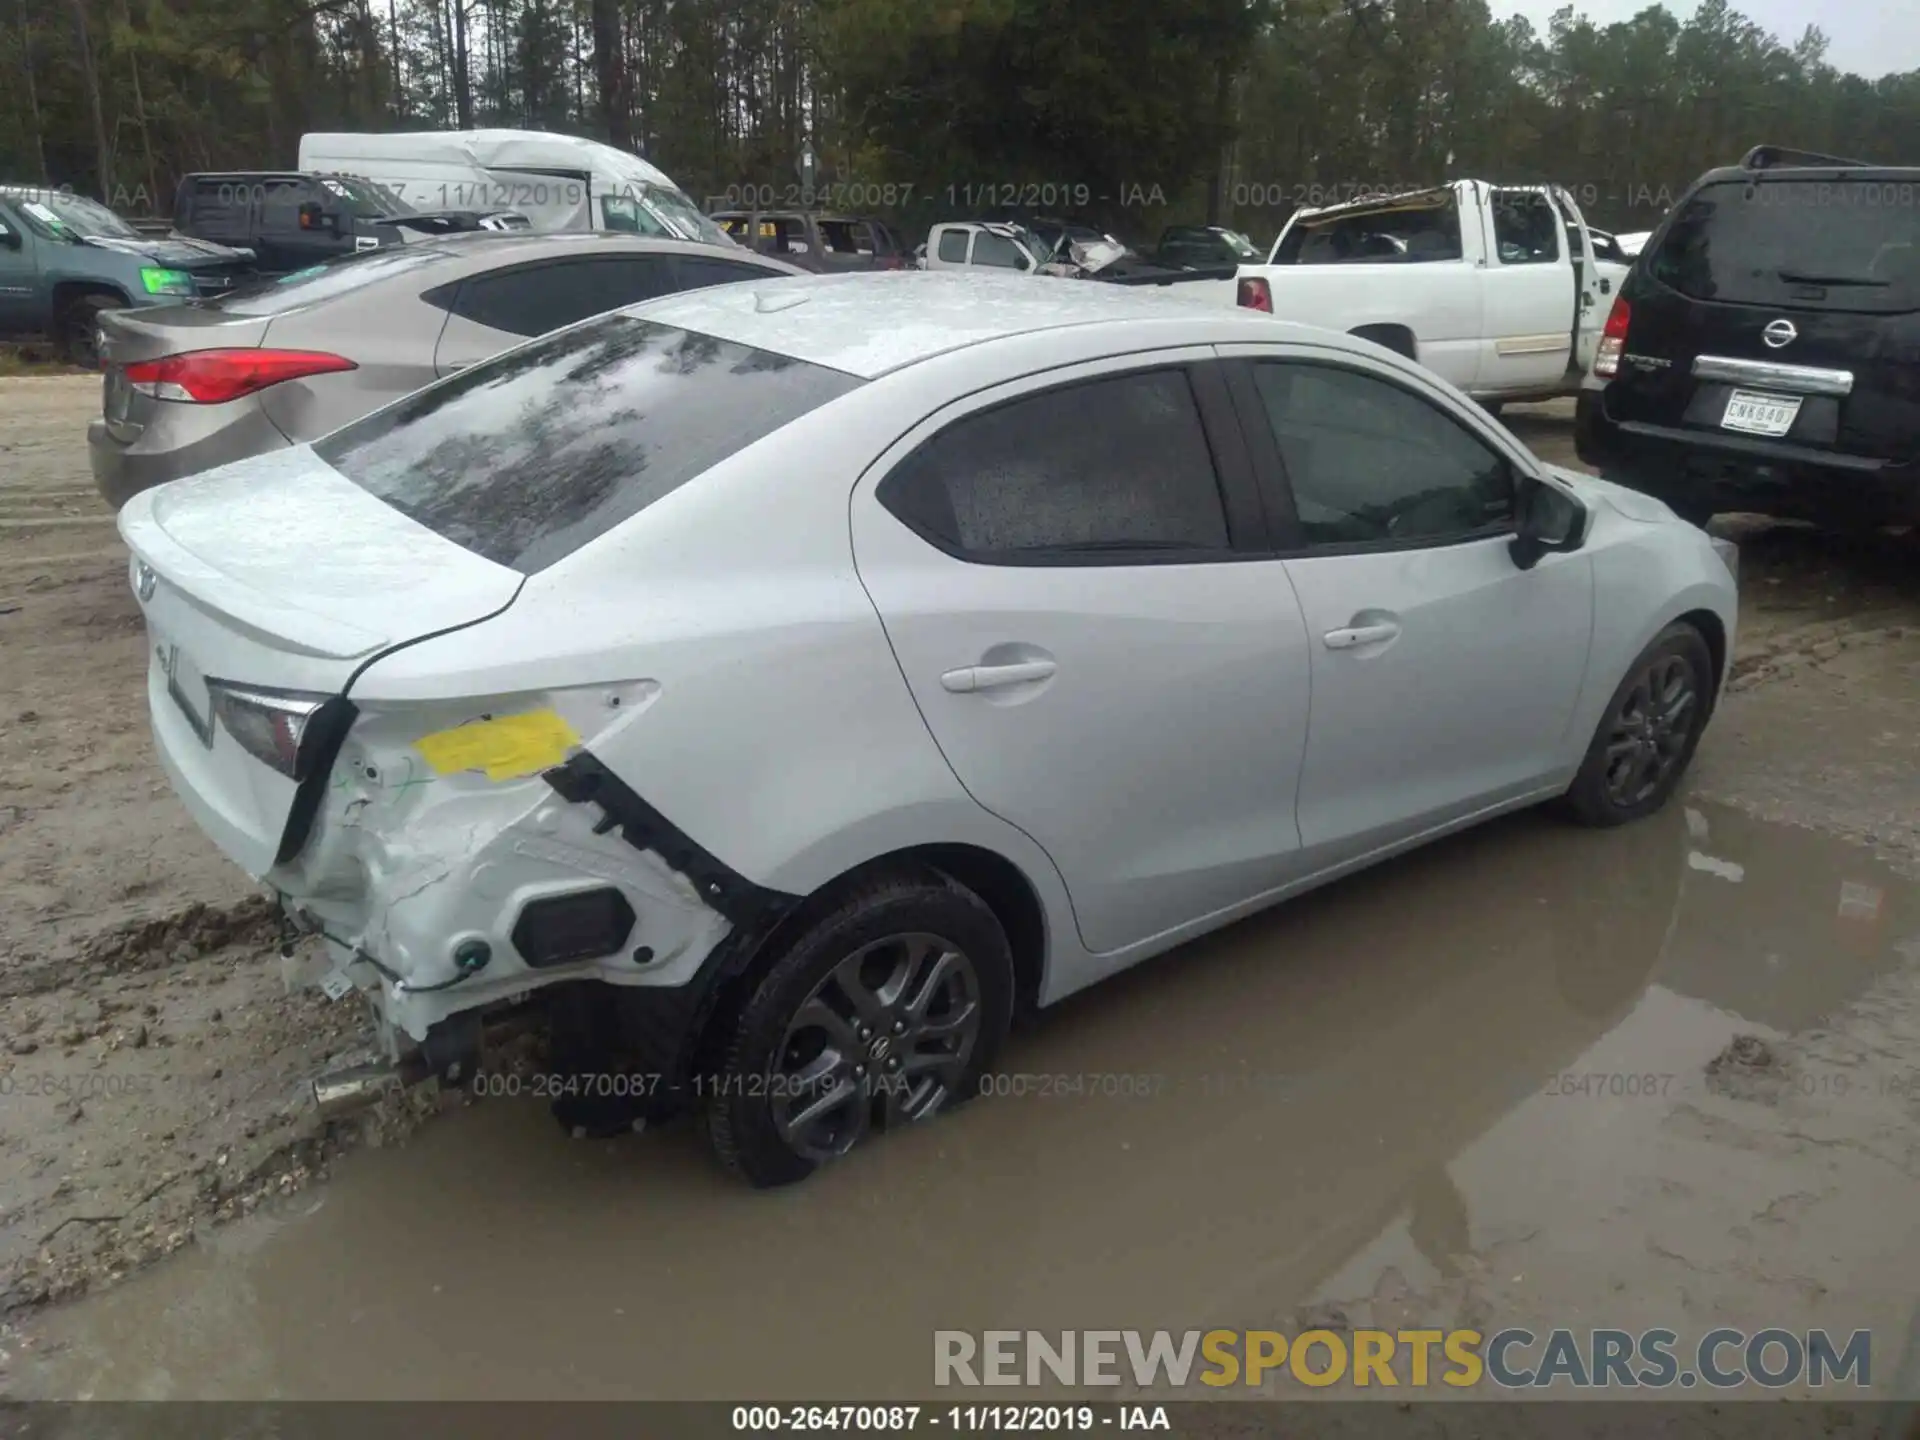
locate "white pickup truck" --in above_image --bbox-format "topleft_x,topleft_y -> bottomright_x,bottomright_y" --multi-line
1207,182 -> 1628,410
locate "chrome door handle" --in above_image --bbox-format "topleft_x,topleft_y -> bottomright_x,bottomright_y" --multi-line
941,659 -> 1057,693
1323,622 -> 1400,650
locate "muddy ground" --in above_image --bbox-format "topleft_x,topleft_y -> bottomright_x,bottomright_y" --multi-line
2,378 -> 1919,1409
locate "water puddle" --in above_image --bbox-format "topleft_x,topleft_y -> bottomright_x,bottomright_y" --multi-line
10,798 -> 1919,1400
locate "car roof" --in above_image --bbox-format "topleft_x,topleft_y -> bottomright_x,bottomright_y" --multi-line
624,269 -> 1317,380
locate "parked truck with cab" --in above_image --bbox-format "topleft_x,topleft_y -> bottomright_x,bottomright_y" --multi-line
172,169 -> 527,277
0,185 -> 256,366
1206,182 -> 1627,411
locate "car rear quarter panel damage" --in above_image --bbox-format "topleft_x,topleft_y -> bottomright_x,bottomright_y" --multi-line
318,375 -> 1081,1037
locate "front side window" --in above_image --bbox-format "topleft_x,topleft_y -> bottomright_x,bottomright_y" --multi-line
970,230 -> 1030,269
877,368 -> 1231,561
315,315 -> 863,574
1491,191 -> 1561,265
1251,362 -> 1516,547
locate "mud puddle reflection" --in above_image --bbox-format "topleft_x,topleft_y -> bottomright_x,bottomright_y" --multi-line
10,799 -> 1919,1400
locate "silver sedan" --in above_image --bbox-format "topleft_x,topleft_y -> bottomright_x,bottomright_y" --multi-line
87,231 -> 803,509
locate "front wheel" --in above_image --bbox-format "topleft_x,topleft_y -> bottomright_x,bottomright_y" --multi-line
705,871 -> 1014,1188
1557,622 -> 1715,828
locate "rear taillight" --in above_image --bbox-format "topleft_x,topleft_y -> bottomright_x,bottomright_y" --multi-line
1593,297 -> 1631,378
206,683 -> 328,779
123,349 -> 357,405
1237,276 -> 1273,313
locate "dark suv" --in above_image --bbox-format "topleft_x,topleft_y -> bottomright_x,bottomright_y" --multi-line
1576,145 -> 1919,530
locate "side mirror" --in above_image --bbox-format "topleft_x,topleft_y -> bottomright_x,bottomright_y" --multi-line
1510,477 -> 1588,571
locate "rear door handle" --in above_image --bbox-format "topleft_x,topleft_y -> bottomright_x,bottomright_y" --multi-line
1323,622 -> 1400,650
941,659 -> 1057,693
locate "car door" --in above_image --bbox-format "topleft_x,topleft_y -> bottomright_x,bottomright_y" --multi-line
0,202 -> 42,333
1219,346 -> 1594,863
851,356 -> 1315,956
429,254 -> 684,373
1475,187 -> 1578,391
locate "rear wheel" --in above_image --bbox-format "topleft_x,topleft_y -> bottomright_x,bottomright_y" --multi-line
1558,622 -> 1714,828
57,292 -> 124,369
706,871 -> 1014,1188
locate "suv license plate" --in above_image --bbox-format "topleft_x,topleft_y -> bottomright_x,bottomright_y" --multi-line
1721,389 -> 1801,438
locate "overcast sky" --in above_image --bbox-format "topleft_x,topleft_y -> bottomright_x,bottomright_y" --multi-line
1486,0 -> 1919,79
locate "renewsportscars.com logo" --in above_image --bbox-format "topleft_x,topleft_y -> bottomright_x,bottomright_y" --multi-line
934,1328 -> 1873,1391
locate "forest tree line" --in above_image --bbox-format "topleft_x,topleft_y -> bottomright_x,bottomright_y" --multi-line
3,0 -> 1918,241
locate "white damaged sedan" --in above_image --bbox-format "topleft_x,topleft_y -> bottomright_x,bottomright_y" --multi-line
120,270 -> 1738,1185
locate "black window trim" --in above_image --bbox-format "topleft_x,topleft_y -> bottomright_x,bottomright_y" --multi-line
873,358 -> 1275,569
1222,351 -> 1539,558
421,249 -> 791,325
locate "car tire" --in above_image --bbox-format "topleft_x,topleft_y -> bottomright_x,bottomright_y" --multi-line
57,293 -> 124,369
1557,622 -> 1715,829
705,870 -> 1015,1188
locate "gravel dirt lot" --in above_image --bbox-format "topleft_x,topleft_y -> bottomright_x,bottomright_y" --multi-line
2,379 -> 1919,1409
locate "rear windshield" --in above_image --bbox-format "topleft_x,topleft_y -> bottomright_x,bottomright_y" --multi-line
1647,178 -> 1920,313
214,245 -> 452,315
313,314 -> 864,573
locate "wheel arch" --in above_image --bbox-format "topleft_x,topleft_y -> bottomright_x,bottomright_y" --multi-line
51,278 -> 133,314
690,838 -> 1057,1084
1349,322 -> 1418,361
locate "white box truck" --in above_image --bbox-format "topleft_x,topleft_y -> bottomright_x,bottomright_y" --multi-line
297,129 -> 738,248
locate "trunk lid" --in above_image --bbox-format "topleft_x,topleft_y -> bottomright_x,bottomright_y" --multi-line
1610,174 -> 1919,459
118,447 -> 523,875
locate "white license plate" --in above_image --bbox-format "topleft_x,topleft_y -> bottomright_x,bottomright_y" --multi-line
162,642 -> 215,746
1721,389 -> 1802,437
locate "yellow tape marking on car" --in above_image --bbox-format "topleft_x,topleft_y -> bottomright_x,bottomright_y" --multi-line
415,710 -> 581,782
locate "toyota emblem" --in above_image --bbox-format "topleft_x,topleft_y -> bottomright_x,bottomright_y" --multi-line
1762,319 -> 1797,349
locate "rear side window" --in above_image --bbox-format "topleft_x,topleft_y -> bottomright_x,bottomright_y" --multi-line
314,316 -> 863,574
445,257 -> 679,336
877,369 -> 1230,562
1278,192 -> 1463,265
1648,178 -> 1920,313
212,245 -> 451,315
184,179 -> 252,241
937,229 -> 969,263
